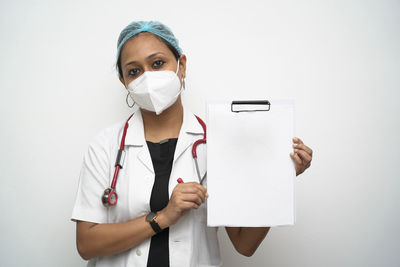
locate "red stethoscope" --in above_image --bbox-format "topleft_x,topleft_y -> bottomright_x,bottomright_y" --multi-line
102,113 -> 207,207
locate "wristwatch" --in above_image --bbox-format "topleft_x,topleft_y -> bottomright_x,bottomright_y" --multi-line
146,212 -> 162,234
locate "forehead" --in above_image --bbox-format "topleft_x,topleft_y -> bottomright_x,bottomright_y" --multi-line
120,32 -> 174,64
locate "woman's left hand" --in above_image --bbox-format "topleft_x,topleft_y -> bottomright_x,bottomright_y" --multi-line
290,137 -> 313,176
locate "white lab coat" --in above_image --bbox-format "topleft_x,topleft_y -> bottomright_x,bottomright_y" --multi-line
71,106 -> 222,267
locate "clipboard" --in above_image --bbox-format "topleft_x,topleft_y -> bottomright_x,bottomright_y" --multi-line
206,100 -> 295,227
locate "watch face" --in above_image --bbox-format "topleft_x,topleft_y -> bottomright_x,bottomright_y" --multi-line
146,212 -> 156,222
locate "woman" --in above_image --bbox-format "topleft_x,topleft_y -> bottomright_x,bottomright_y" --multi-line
71,21 -> 313,267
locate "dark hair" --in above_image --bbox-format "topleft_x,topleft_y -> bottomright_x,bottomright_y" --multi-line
116,33 -> 180,78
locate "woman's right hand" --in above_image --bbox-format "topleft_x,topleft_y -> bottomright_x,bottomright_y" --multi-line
159,182 -> 208,227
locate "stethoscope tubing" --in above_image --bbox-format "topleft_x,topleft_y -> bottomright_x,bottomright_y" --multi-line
111,113 -> 134,189
193,115 -> 207,184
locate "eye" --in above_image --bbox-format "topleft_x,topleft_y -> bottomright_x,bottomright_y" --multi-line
127,68 -> 141,77
152,60 -> 165,69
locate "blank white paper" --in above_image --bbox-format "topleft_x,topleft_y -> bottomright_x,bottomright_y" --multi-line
207,100 -> 295,227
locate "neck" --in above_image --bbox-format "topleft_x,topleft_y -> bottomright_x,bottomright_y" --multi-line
141,97 -> 184,142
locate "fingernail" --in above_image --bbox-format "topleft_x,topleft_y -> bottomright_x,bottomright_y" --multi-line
294,149 -> 298,153
293,144 -> 297,147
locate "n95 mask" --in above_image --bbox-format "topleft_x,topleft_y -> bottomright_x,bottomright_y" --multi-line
126,61 -> 182,115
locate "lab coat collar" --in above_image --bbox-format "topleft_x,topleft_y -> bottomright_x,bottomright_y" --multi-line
182,104 -> 204,136
124,109 -> 145,147
124,105 -> 204,147
173,105 -> 205,163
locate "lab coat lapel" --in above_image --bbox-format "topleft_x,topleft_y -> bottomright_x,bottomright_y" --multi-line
137,148 -> 154,173
173,106 -> 204,163
173,135 -> 192,164
124,110 -> 154,173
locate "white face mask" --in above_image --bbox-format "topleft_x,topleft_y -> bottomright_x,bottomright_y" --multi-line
126,60 -> 182,115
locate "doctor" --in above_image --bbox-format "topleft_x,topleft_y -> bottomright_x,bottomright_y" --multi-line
71,21 -> 313,267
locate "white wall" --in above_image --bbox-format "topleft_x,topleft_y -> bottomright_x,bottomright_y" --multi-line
0,0 -> 399,266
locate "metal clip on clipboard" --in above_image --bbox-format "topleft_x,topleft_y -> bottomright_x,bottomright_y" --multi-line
231,100 -> 271,113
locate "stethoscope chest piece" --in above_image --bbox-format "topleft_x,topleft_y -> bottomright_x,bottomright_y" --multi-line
102,188 -> 118,207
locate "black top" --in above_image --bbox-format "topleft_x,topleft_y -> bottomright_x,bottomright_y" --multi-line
146,138 -> 178,267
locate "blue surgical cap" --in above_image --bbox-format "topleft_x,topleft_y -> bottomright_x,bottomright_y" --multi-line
116,21 -> 183,62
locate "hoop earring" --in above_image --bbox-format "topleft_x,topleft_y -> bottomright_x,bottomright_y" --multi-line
126,93 -> 135,108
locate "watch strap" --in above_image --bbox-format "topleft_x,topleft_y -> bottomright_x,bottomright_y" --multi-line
149,219 -> 162,234
146,212 -> 162,234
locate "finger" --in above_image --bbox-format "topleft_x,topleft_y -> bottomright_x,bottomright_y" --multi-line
290,152 -> 302,166
293,143 -> 313,156
185,182 -> 208,198
180,183 -> 205,194
181,201 -> 199,210
179,184 -> 206,203
292,137 -> 304,144
179,201 -> 199,214
180,193 -> 204,206
182,189 -> 205,203
195,188 -> 206,203
194,183 -> 208,198
290,152 -> 304,175
295,149 -> 312,165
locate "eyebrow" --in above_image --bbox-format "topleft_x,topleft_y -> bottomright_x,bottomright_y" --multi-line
124,52 -> 166,67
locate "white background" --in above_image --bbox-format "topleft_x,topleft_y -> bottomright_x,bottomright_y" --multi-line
0,0 -> 399,266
